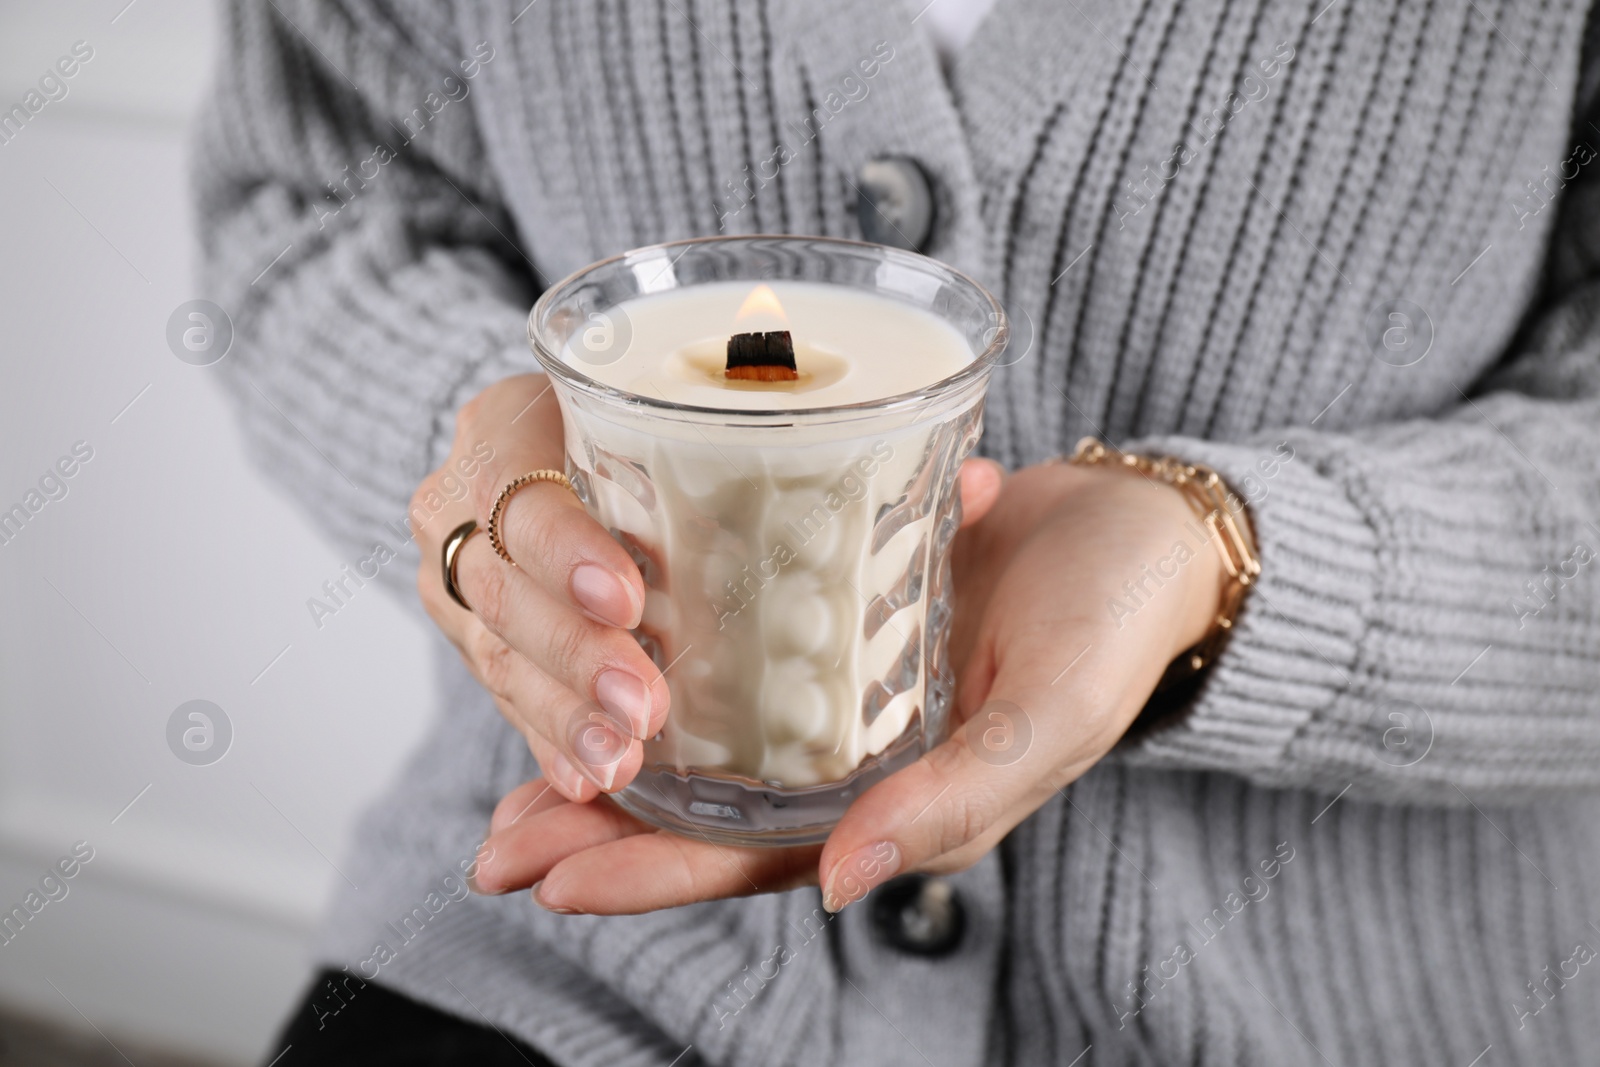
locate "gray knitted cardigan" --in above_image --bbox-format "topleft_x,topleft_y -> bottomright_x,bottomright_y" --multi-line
194,0 -> 1600,1063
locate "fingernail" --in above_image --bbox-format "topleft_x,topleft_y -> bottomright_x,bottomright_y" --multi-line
595,670 -> 652,739
571,564 -> 641,629
822,841 -> 902,913
568,713 -> 629,791
533,881 -> 581,915
546,751 -> 587,797
466,844 -> 506,895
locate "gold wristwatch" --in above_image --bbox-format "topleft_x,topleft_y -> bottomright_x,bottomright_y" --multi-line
1066,436 -> 1261,693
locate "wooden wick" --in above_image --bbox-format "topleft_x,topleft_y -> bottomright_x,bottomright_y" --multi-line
725,330 -> 798,381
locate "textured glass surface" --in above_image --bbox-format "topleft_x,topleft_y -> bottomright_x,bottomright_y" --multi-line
530,237 -> 1004,845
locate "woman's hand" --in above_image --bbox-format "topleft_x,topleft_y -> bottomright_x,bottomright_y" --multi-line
413,373 -> 669,803
416,373 -> 1002,881
813,460 -> 1225,905
468,456 -> 1227,913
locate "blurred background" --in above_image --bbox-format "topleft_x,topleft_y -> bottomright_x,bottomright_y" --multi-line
0,3 -> 436,1062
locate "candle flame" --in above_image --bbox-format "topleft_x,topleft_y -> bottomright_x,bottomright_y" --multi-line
734,284 -> 789,329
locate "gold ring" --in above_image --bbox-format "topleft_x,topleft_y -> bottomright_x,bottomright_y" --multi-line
441,520 -> 481,611
487,469 -> 578,567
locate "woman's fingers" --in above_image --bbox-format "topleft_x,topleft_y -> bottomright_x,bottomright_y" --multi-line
451,532 -> 667,740
819,531 -> 1096,905
421,548 -> 646,797
825,688 -> 1127,884
956,457 -> 1006,529
815,705 -> 1056,911
473,794 -> 650,895
474,779 -> 823,911
474,639 -> 644,793
415,374 -> 679,840
489,773 -> 580,837
439,373 -> 663,735
490,481 -> 644,629
534,831 -> 821,915
503,684 -> 648,800
819,478 -> 1215,908
467,386 -> 645,630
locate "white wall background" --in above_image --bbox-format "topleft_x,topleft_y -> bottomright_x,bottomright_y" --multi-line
0,3 -> 436,1062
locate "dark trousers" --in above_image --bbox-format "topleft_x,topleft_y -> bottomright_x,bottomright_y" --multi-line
265,968 -> 557,1066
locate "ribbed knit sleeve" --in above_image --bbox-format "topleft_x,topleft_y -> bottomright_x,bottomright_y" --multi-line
191,0 -> 538,574
1123,138 -> 1600,805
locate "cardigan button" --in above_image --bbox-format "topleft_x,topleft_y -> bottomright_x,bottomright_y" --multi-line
856,157 -> 935,251
869,874 -> 965,957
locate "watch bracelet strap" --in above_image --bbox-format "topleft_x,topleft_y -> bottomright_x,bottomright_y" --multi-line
1063,436 -> 1261,693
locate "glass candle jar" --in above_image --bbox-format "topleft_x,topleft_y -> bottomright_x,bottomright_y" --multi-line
529,235 -> 1007,846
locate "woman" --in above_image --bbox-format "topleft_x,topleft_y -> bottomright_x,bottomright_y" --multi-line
196,0 -> 1600,1063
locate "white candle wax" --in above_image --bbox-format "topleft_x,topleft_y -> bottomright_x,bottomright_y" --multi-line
558,281 -> 978,787
572,281 -> 971,408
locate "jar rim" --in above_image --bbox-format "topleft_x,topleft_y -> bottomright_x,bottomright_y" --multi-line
527,234 -> 1009,421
